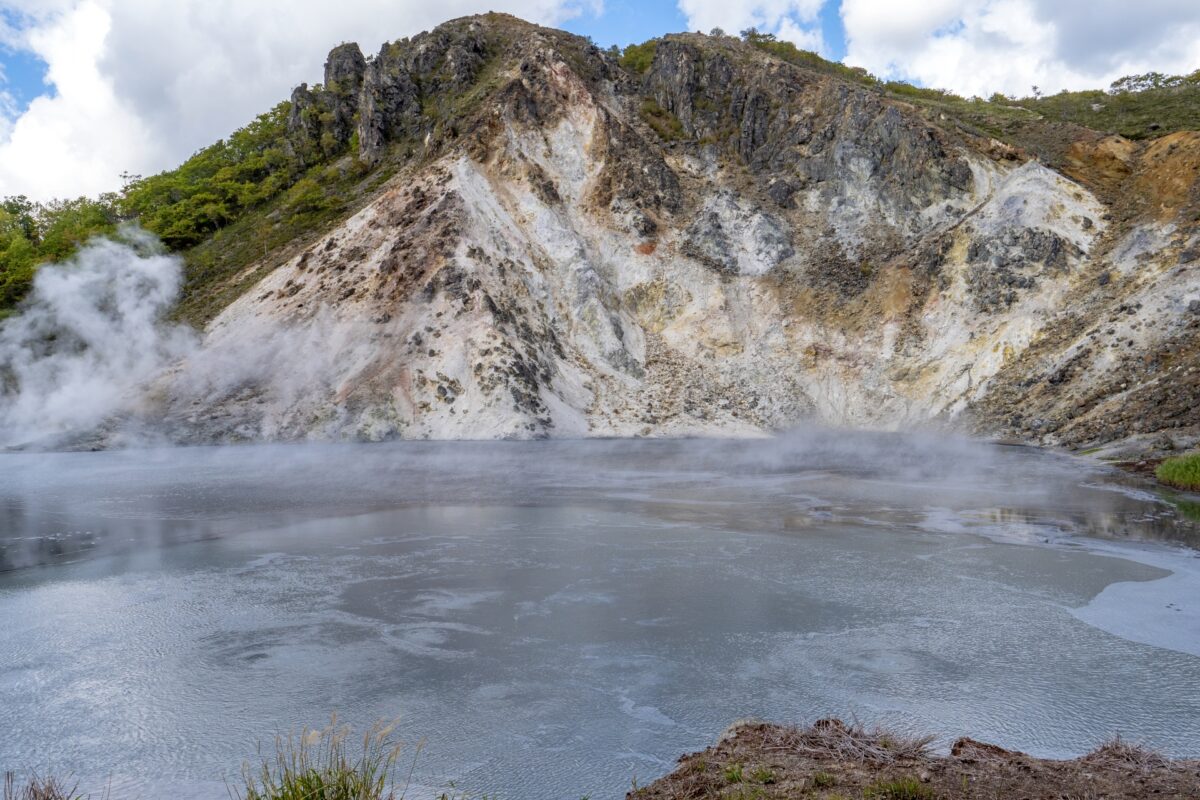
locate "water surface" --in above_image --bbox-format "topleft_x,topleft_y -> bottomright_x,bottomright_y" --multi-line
1,431 -> 1199,799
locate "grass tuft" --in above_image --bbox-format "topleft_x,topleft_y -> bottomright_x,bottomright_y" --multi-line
233,716 -> 417,800
758,718 -> 934,765
862,775 -> 936,800
749,766 -> 775,785
639,99 -> 686,141
1156,452 -> 1200,491
1085,736 -> 1168,771
811,770 -> 836,787
3,773 -> 84,800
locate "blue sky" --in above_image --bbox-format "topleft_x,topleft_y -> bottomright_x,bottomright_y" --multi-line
560,0 -> 846,57
1,47 -> 48,113
1,7 -> 49,116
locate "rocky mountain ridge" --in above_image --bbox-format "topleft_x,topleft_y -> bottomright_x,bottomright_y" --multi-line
129,14 -> 1199,457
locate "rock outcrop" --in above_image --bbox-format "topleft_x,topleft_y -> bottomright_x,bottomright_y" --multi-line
147,14 -> 1200,457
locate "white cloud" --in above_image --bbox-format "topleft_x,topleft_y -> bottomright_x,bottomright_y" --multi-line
678,0 -> 828,54
0,1 -> 157,200
841,0 -> 1200,98
0,0 -> 593,201
0,65 -> 15,143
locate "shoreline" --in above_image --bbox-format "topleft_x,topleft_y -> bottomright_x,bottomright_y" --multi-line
630,719 -> 1200,799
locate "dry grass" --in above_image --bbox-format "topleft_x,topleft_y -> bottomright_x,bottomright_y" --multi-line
3,773 -> 85,800
1084,736 -> 1169,771
234,716 -> 419,800
758,718 -> 935,765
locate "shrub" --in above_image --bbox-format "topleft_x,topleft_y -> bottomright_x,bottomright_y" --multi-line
234,718 -> 417,800
740,28 -> 878,87
639,99 -> 686,141
121,102 -> 299,250
0,194 -> 121,311
1157,452 -> 1200,491
619,41 -> 658,74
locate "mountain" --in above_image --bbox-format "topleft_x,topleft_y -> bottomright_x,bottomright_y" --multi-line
69,15 -> 1200,455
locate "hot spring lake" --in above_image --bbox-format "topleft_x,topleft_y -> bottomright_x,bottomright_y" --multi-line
2,431 -> 1199,799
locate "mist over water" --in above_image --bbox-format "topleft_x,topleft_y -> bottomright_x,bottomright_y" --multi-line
0,232 -> 194,448
1,434 -> 1199,799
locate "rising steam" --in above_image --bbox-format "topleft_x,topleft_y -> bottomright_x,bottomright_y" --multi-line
0,230 -> 195,447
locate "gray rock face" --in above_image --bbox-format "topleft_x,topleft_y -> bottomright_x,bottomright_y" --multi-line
357,47 -> 422,163
965,226 -> 1082,311
682,193 -> 793,276
641,38 -> 974,238
323,43 -> 366,147
285,44 -> 367,161
324,42 -> 367,90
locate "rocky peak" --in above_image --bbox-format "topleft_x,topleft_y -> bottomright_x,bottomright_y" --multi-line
324,42 -> 367,92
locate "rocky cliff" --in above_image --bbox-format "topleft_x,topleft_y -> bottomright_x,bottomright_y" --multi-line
144,14 -> 1200,457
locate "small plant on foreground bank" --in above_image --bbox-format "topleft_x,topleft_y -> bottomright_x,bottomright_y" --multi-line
2,773 -> 86,800
811,770 -> 836,787
1156,452 -> 1200,491
234,716 -> 418,800
750,765 -> 776,784
862,775 -> 936,800
1085,736 -> 1168,771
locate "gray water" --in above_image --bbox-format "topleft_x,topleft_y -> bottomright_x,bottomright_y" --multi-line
2,429 -> 1199,799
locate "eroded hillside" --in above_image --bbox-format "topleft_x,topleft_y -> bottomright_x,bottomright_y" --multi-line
123,15 -> 1199,455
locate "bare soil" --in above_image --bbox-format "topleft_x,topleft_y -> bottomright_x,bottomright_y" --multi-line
629,719 -> 1200,800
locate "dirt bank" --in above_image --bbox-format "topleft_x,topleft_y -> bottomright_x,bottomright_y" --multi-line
629,719 -> 1200,800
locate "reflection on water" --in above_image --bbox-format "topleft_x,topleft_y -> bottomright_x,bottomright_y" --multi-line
1,429 -> 1198,799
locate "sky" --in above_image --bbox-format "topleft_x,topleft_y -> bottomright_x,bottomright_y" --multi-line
1,0 -> 1199,201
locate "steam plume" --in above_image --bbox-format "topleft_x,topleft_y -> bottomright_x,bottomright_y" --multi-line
0,230 -> 195,447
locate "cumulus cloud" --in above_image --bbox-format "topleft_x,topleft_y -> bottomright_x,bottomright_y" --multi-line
841,0 -> 1200,98
0,0 -> 595,201
678,0 -> 827,53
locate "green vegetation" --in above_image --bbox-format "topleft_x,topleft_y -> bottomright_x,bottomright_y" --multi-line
236,718 -> 415,800
0,100 -> 352,320
811,770 -> 836,788
171,155 -> 396,328
0,195 -> 121,313
740,28 -> 876,87
639,98 -> 686,141
723,763 -> 745,783
1012,71 -> 1200,140
619,40 -> 658,74
749,766 -> 776,784
862,775 -> 936,800
736,28 -> 1200,142
121,102 -> 306,250
1156,452 -> 1200,491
